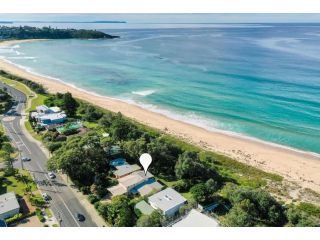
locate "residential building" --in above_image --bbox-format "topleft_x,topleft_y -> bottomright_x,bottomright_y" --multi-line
37,112 -> 67,126
171,209 -> 219,227
148,188 -> 186,217
31,105 -> 67,127
108,170 -> 153,197
0,192 -> 20,220
36,105 -> 61,114
113,164 -> 141,178
107,170 -> 163,198
135,200 -> 155,215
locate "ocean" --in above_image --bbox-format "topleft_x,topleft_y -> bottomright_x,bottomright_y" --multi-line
1,23 -> 320,154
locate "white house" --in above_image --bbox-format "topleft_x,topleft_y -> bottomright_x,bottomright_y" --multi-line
172,209 -> 219,227
148,188 -> 186,217
32,105 -> 67,126
0,192 -> 20,220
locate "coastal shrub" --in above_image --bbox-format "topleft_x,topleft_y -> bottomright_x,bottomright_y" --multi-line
82,104 -> 104,122
172,180 -> 192,192
5,213 -> 23,224
224,188 -> 286,226
94,201 -> 101,210
136,211 -> 162,227
175,151 -> 220,182
54,135 -> 67,142
98,195 -> 135,227
35,208 -> 45,223
47,142 -> 63,152
29,195 -> 46,207
87,194 -> 100,204
63,128 -> 79,136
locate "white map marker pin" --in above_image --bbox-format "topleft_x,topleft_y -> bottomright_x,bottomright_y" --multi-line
139,153 -> 152,176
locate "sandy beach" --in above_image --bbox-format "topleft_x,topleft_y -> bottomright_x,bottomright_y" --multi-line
1,40 -> 320,193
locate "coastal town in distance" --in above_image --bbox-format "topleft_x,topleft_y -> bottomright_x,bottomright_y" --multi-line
0,14 -> 320,228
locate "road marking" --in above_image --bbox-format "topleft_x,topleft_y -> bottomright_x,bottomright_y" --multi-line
33,160 -> 81,227
2,116 -> 15,122
4,84 -> 83,227
10,122 -> 32,154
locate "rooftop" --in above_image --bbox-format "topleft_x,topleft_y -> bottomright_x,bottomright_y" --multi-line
36,105 -> 49,112
49,106 -> 61,113
148,188 -> 186,212
135,200 -> 155,215
172,209 -> 219,227
38,112 -> 67,121
118,170 -> 153,189
136,180 -> 163,196
114,164 -> 141,177
0,192 -> 20,216
107,184 -> 127,197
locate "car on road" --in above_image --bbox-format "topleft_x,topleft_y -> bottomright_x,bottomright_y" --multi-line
48,172 -> 56,179
22,157 -> 31,162
42,193 -> 51,201
76,213 -> 86,222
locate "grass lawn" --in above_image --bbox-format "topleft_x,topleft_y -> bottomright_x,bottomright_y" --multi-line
0,76 -> 33,97
0,76 -> 48,113
83,121 -> 100,129
45,208 -> 53,218
27,94 -> 48,112
24,121 -> 43,142
0,169 -> 37,197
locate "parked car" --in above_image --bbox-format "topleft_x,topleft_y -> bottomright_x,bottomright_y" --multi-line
42,193 -> 50,201
22,157 -> 31,162
76,213 -> 85,222
48,172 -> 56,179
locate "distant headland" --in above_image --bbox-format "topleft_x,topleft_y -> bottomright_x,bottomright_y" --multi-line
0,25 -> 119,40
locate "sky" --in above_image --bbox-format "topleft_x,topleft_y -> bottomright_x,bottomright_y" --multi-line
1,13 -> 320,23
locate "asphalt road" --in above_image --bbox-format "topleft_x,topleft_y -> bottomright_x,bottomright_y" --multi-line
0,82 -> 97,227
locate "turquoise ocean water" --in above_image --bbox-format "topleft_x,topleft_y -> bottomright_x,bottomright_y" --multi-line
1,23 -> 320,154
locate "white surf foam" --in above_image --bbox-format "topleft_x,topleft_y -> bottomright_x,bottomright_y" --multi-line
1,55 -> 319,158
132,89 -> 156,96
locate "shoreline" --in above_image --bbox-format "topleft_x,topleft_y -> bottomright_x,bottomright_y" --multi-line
1,39 -> 320,192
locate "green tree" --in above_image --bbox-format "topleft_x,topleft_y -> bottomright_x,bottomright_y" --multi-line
225,188 -> 286,227
136,211 -> 162,227
47,133 -> 108,186
224,199 -> 257,227
286,206 -> 318,227
175,151 -> 219,182
62,92 -> 78,116
190,183 -> 209,203
2,152 -> 15,176
98,195 -> 135,227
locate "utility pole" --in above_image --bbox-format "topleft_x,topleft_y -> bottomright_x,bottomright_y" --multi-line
19,149 -> 24,170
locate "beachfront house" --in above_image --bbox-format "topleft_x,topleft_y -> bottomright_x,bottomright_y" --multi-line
36,105 -> 61,114
31,105 -> 67,127
171,209 -> 219,227
148,188 -> 186,217
0,192 -> 20,220
37,112 -> 67,126
113,164 -> 141,179
107,169 -> 163,198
